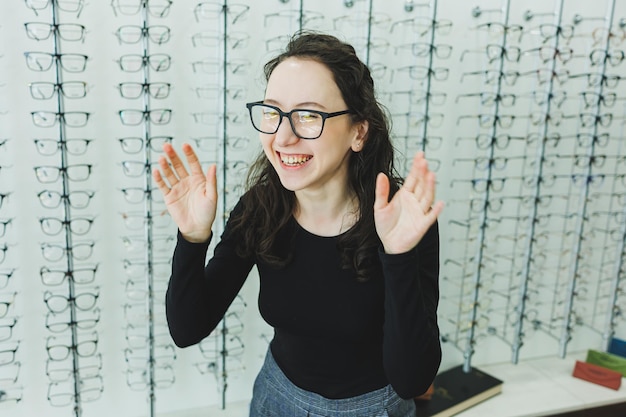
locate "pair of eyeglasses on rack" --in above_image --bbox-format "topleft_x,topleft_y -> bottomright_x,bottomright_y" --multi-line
191,58 -> 251,75
119,210 -> 171,230
37,190 -> 95,210
45,308 -> 101,334
40,265 -> 99,287
191,31 -> 250,49
34,164 -> 93,184
123,279 -> 167,302
117,82 -> 171,100
110,0 -> 172,18
191,135 -> 251,152
390,17 -> 453,36
394,42 -> 453,59
25,0 -> 85,17
39,216 -> 95,236
31,111 -> 90,128
116,54 -> 171,72
455,92 -> 516,107
456,114 -> 517,129
193,2 -> 249,24
460,45 -> 521,63
34,138 -> 93,156
522,46 -> 574,64
332,11 -> 391,31
46,331 -> 99,361
25,52 -> 89,73
460,69 -> 521,85
47,375 -> 103,407
0,269 -> 16,290
122,260 -> 171,282
40,241 -> 95,262
118,109 -> 172,126
118,136 -> 172,154
114,25 -> 170,45
392,65 -> 449,82
126,362 -> 175,391
571,72 -> 623,88
46,352 -> 102,383
29,82 -> 89,100
24,22 -> 86,42
262,10 -> 325,28
120,186 -> 164,204
473,22 -> 524,42
529,23 -> 575,44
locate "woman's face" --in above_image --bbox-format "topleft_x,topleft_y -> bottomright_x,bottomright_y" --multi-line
260,57 -> 365,196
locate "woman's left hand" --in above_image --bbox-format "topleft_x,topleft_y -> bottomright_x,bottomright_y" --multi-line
374,151 -> 444,254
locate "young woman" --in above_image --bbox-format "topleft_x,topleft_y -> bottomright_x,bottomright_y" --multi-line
153,31 -> 444,417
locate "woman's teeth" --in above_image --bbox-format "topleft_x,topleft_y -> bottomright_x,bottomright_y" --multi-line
281,155 -> 311,166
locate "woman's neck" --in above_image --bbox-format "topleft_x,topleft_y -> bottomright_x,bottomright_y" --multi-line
294,190 -> 358,237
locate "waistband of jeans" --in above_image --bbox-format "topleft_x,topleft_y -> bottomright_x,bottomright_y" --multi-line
261,347 -> 401,413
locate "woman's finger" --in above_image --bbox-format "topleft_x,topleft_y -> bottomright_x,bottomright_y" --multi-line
182,142 -> 204,176
403,152 -> 427,194
164,142 -> 189,180
374,172 -> 390,211
152,165 -> 170,195
419,171 -> 437,214
158,153 -> 179,187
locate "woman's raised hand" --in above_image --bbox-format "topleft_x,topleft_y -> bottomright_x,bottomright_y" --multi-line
152,143 -> 217,243
373,151 -> 444,254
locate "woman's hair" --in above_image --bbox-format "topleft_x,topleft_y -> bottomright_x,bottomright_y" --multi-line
230,31 -> 401,281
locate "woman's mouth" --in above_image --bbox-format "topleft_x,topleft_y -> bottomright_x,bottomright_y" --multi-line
279,152 -> 312,167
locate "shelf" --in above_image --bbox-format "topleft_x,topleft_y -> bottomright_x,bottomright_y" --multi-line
455,353 -> 626,417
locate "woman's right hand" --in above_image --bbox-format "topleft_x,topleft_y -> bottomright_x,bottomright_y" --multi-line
153,142 -> 217,243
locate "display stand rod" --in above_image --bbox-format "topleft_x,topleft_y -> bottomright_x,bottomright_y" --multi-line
604,200 -> 626,349
417,0 -> 438,150
559,0 -> 616,357
462,0 -> 511,374
49,3 -> 83,416
511,0 -> 564,364
138,2 -> 158,416
363,0 -> 374,66
219,0 -> 230,409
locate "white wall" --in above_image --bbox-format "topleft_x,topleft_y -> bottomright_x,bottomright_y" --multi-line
1,0 -> 625,416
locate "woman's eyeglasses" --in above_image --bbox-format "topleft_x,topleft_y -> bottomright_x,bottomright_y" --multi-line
246,101 -> 352,140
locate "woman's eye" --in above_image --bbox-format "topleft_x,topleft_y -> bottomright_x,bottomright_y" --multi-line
263,109 -> 279,119
297,111 -> 320,122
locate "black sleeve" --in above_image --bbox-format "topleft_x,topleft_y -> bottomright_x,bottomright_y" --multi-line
381,221 -> 441,399
165,200 -> 255,348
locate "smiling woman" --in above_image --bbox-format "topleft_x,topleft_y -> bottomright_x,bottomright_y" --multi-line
153,31 -> 443,417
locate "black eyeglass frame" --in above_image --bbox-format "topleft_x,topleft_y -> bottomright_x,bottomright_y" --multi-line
245,101 -> 352,140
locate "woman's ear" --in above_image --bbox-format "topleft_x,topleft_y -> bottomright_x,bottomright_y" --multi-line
351,120 -> 369,152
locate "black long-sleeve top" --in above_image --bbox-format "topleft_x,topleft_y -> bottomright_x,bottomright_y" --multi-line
166,197 -> 441,400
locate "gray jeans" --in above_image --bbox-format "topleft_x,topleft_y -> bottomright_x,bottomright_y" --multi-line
249,348 -> 416,417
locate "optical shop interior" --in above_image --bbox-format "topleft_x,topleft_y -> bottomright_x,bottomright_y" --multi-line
1,0 -> 626,416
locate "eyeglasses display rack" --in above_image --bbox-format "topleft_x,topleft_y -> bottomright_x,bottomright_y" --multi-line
24,1 -> 102,416
112,2 -> 177,417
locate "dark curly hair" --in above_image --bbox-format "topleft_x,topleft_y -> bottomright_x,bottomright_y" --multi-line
230,31 -> 402,281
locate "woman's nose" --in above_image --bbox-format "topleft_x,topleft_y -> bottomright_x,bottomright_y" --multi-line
274,117 -> 299,146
